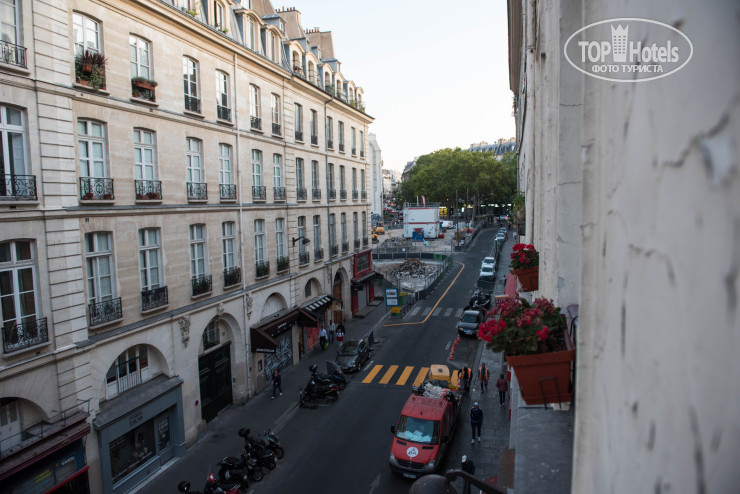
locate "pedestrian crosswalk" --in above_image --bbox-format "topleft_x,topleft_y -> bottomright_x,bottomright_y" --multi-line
408,306 -> 466,318
360,364 -> 461,387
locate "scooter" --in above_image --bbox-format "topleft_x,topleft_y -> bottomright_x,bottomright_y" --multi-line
177,472 -> 243,494
314,361 -> 348,390
238,428 -> 278,469
259,428 -> 285,459
218,453 -> 264,482
299,369 -> 340,408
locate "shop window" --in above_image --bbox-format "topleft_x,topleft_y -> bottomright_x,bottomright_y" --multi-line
109,421 -> 155,484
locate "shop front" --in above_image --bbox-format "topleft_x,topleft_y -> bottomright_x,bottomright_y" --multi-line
93,376 -> 185,494
351,251 -> 377,314
0,412 -> 91,494
298,295 -> 338,355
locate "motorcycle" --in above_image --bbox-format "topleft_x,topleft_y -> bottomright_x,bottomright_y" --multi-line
299,366 -> 340,408
314,361 -> 348,390
178,472 -> 244,494
218,452 -> 264,482
238,428 -> 278,470
259,428 -> 285,459
465,288 -> 492,311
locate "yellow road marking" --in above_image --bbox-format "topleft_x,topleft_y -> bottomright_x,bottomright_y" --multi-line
395,366 -> 414,386
384,261 -> 465,327
412,367 -> 429,387
362,364 -> 384,384
379,365 -> 399,384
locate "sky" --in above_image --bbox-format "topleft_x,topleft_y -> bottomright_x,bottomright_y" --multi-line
296,0 -> 516,173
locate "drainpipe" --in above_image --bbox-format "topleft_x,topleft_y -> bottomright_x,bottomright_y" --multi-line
234,52 -> 253,400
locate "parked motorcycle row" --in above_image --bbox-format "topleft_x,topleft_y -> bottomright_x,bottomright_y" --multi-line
177,427 -> 285,494
298,361 -> 348,408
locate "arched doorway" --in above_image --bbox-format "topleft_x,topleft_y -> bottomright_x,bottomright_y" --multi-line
198,319 -> 232,422
260,293 -> 292,382
332,271 -> 344,322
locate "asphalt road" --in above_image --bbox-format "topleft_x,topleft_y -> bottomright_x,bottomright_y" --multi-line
138,226 -> 502,494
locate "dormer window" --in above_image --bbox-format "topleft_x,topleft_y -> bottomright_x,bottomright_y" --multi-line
279,20 -> 285,32
214,2 -> 223,28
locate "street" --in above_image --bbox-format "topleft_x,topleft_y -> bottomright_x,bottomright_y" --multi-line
138,226 -> 510,494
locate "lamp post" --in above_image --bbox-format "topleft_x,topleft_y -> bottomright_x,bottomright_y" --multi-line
292,236 -> 310,247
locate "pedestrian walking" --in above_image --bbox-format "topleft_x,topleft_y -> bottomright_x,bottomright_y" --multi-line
496,373 -> 508,407
461,455 -> 476,494
271,368 -> 282,399
336,326 -> 344,347
460,366 -> 472,396
328,320 -> 336,345
477,362 -> 489,394
319,327 -> 327,349
470,402 -> 483,443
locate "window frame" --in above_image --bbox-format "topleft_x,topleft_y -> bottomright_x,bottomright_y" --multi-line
254,219 -> 265,264
186,137 -> 203,183
222,221 -> 236,270
1,105 -> 28,178
218,143 -> 232,185
78,119 -> 107,178
275,218 -> 285,259
189,224 -> 207,278
129,35 -> 151,80
85,232 -> 115,305
252,149 -> 262,186
138,228 -> 162,291
73,13 -> 100,57
134,128 -> 157,181
0,240 -> 38,329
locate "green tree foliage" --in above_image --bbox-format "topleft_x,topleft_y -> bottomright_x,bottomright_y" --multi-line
400,148 -> 517,217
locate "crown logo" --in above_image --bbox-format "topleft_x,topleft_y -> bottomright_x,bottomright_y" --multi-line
611,24 -> 629,62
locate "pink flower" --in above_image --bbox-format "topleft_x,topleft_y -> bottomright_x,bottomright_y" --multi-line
536,326 -> 550,341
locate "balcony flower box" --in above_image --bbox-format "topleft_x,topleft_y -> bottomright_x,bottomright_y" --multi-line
510,244 -> 539,292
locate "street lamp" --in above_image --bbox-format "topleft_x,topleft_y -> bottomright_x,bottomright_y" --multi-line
292,236 -> 310,247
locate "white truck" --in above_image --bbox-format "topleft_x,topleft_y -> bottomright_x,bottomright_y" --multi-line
403,203 -> 440,239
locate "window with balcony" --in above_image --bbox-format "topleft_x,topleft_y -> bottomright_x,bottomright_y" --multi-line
250,84 -> 261,130
294,103 -> 303,141
362,212 -> 368,245
341,213 -> 347,252
216,71 -> 231,121
129,36 -> 155,101
360,130 -> 365,158
139,228 -> 167,311
86,232 -> 122,326
329,213 -> 337,256
222,221 -> 240,287
353,212 -> 359,249
313,214 -> 321,250
1,0 -> 26,68
326,116 -> 333,149
271,94 -> 281,135
310,109 -> 318,145
361,169 -> 367,200
273,154 -> 285,200
183,57 -> 200,112
339,165 -> 346,199
351,127 -> 356,155
352,167 -> 358,200
338,121 -> 344,152
1,240 -> 47,353
311,160 -> 320,200
134,128 -> 160,200
73,14 -> 100,57
296,157 -> 306,200
186,137 -> 206,200
78,119 -> 113,200
1,106 -> 36,200
73,14 -> 106,89
105,345 -> 149,399
327,163 -> 336,200
190,224 -> 211,296
276,218 -> 288,272
298,216 -> 308,264
254,220 -> 268,277
219,143 -> 235,201
252,149 -> 265,200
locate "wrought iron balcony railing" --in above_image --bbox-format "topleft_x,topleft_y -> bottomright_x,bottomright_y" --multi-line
314,248 -> 324,261
311,135 -> 318,145
312,188 -> 321,200
295,131 -> 303,141
339,143 -> 345,152
252,185 -> 266,201
251,116 -> 262,130
352,190 -> 359,200
362,237 -> 369,246
220,183 -> 237,201
1,40 -> 27,68
1,174 -> 37,200
272,123 -> 282,135
330,244 -> 339,257
255,260 -> 270,278
2,317 -> 48,353
80,177 -> 114,200
342,242 -> 349,253
89,297 -> 122,326
297,187 -> 307,201
354,239 -> 361,250
327,139 -> 333,149
135,179 -> 161,200
191,274 -> 212,296
217,105 -> 231,121
141,286 -> 168,311
299,251 -> 310,265
187,182 -> 207,200
328,189 -> 336,201
224,266 -> 241,287
361,191 -> 367,200
276,256 -> 289,272
184,95 -> 201,113
360,150 -> 365,158
352,148 -> 357,156
340,189 -> 347,200
273,186 -> 286,201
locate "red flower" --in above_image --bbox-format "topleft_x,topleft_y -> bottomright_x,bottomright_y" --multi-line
536,326 -> 550,341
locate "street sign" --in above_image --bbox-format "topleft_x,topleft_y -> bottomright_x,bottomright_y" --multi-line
385,288 -> 399,306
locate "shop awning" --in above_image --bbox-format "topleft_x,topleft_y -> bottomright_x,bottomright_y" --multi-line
250,307 -> 317,354
301,294 -> 339,316
353,271 -> 378,284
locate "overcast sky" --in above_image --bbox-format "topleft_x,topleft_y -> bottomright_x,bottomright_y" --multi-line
297,0 -> 516,172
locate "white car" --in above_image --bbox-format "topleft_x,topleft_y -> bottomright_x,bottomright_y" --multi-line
481,257 -> 496,269
479,265 -> 495,281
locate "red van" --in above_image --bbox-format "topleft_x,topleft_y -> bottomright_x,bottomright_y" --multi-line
389,392 -> 460,478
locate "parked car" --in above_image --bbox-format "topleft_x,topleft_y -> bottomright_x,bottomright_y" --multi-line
456,309 -> 485,337
335,339 -> 371,372
479,264 -> 495,281
481,257 -> 496,269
